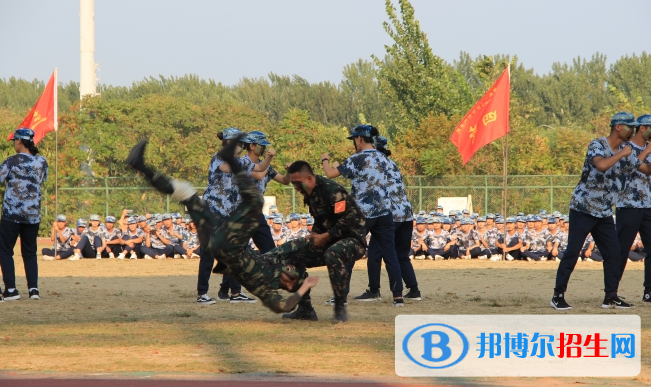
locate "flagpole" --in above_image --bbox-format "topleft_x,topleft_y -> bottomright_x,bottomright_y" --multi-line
54,68 -> 59,257
503,64 -> 511,215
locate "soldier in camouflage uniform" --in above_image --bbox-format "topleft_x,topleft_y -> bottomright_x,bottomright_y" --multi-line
282,160 -> 367,322
126,139 -> 320,314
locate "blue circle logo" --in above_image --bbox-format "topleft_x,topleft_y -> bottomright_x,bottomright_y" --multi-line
402,323 -> 469,369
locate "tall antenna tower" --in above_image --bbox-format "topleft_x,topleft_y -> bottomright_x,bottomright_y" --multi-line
80,0 -> 99,99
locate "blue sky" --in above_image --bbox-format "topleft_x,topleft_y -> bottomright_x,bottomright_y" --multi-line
0,0 -> 648,86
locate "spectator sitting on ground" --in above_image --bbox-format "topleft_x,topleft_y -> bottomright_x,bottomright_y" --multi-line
42,214 -> 75,261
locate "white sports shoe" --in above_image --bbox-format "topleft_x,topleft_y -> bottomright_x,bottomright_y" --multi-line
181,254 -> 188,259
506,254 -> 515,261
117,253 -> 125,259
415,255 -> 426,260
96,253 -> 102,260
70,253 -> 81,261
490,254 -> 502,261
478,255 -> 488,260
42,255 -> 55,261
555,257 -> 561,262
191,253 -> 200,259
173,254 -> 181,259
434,254 -> 444,260
144,254 -> 153,260
409,255 -> 414,260
585,258 -> 594,262
130,252 -> 137,259
155,255 -> 165,260
108,252 -> 115,259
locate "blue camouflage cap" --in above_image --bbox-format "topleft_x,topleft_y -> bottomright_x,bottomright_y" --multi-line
460,217 -> 474,225
416,217 -> 426,224
516,212 -> 524,216
539,209 -> 548,215
77,218 -> 87,227
11,128 -> 34,141
269,205 -> 278,211
495,212 -> 502,218
289,213 -> 300,221
548,216 -> 557,224
273,217 -> 283,224
172,213 -> 182,219
162,213 -> 172,220
56,214 -> 67,222
105,216 -> 116,223
562,215 -> 569,222
462,209 -> 469,214
425,216 -> 434,224
89,214 -> 100,221
477,216 -> 486,222
611,111 -> 639,127
155,215 -> 163,222
495,217 -> 505,224
533,215 -> 543,222
222,127 -> 244,140
137,215 -> 147,222
486,213 -> 495,219
429,210 -> 437,216
516,216 -> 526,223
242,130 -> 271,146
347,124 -> 374,139
637,114 -> 651,126
147,219 -> 157,227
525,215 -> 534,222
307,217 -> 314,225
432,217 -> 442,223
127,217 -> 137,225
373,135 -> 388,148
506,216 -> 517,223
436,205 -> 443,209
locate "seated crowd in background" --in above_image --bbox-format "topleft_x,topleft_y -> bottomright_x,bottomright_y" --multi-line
406,207 -> 645,263
41,206 -> 646,264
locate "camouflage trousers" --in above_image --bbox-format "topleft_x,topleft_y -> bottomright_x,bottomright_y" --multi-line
182,172 -> 263,272
287,237 -> 366,302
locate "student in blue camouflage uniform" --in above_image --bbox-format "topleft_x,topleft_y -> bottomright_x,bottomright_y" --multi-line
285,213 -> 309,241
69,219 -> 86,260
102,216 -> 123,258
522,215 -> 549,261
182,220 -> 200,259
271,217 -> 288,246
544,217 -> 562,261
126,139 -> 321,315
456,217 -> 490,259
322,125 -> 404,305
553,112 -> 651,310
410,217 -> 429,260
162,213 -> 187,258
497,217 -> 522,261
477,217 -> 501,261
119,217 -> 144,259
613,115 -> 651,302
581,234 -> 600,261
0,128 -> 48,301
199,128 -> 273,304
373,137 -> 420,299
425,217 -> 455,260
141,217 -> 173,259
42,215 -> 74,261
627,233 -> 646,262
73,214 -> 106,259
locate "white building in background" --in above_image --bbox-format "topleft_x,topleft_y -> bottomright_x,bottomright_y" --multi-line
80,0 -> 99,99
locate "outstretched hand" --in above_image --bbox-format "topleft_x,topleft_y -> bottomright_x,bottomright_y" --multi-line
304,276 -> 320,288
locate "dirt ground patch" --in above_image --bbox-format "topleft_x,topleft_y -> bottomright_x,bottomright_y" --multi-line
1,244 -> 651,385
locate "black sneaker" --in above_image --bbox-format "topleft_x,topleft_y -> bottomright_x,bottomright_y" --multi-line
3,289 -> 20,301
196,294 -> 216,305
230,293 -> 257,303
325,296 -> 348,306
333,304 -> 349,323
602,295 -> 634,309
216,290 -> 229,301
393,298 -> 405,307
282,303 -> 318,321
404,290 -> 421,301
354,289 -> 381,302
550,294 -> 572,310
643,292 -> 651,303
29,289 -> 40,300
0,294 -> 3,303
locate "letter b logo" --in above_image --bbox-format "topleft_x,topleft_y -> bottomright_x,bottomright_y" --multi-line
421,331 -> 452,362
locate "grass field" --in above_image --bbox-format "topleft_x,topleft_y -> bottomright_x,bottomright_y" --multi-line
1,242 -> 651,385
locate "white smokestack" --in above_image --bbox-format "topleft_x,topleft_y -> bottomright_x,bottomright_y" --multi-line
80,0 -> 98,99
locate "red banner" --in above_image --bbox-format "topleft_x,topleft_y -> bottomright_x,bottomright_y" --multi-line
8,70 -> 57,144
450,67 -> 510,165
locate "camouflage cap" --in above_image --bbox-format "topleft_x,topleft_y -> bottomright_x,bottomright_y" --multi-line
506,216 -> 517,223
486,213 -> 495,219
242,130 -> 271,146
432,217 -> 442,223
147,219 -> 156,227
11,128 -> 34,141
373,135 -> 388,149
307,217 -> 314,225
416,217 -> 426,224
462,209 -> 470,214
172,213 -> 182,219
436,205 -> 443,209
105,216 -> 116,223
137,215 -> 147,222
516,216 -> 526,223
477,216 -> 486,222
637,114 -> 651,126
222,127 -> 244,140
495,217 -> 505,224
426,216 -> 434,224
548,216 -> 557,224
77,218 -> 87,227
347,124 -> 374,139
56,214 -> 67,222
127,217 -> 137,225
289,213 -> 300,221
89,214 -> 100,221
273,217 -> 283,224
611,111 -> 639,127
162,213 -> 172,220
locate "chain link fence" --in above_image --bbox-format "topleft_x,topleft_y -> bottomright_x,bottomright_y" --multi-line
34,175 -> 580,236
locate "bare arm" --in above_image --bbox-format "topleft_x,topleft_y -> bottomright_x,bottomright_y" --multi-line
593,145 -> 631,172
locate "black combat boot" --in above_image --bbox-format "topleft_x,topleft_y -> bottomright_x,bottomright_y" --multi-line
333,298 -> 349,323
126,140 -> 174,195
282,300 -> 318,321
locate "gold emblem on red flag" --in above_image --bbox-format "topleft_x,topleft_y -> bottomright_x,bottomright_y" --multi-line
482,111 -> 497,126
31,111 -> 47,129
469,125 -> 477,144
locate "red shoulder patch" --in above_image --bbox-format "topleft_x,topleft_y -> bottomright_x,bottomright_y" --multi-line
334,200 -> 346,214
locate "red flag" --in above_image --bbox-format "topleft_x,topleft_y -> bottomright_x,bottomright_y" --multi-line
8,69 -> 57,144
450,67 -> 510,165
